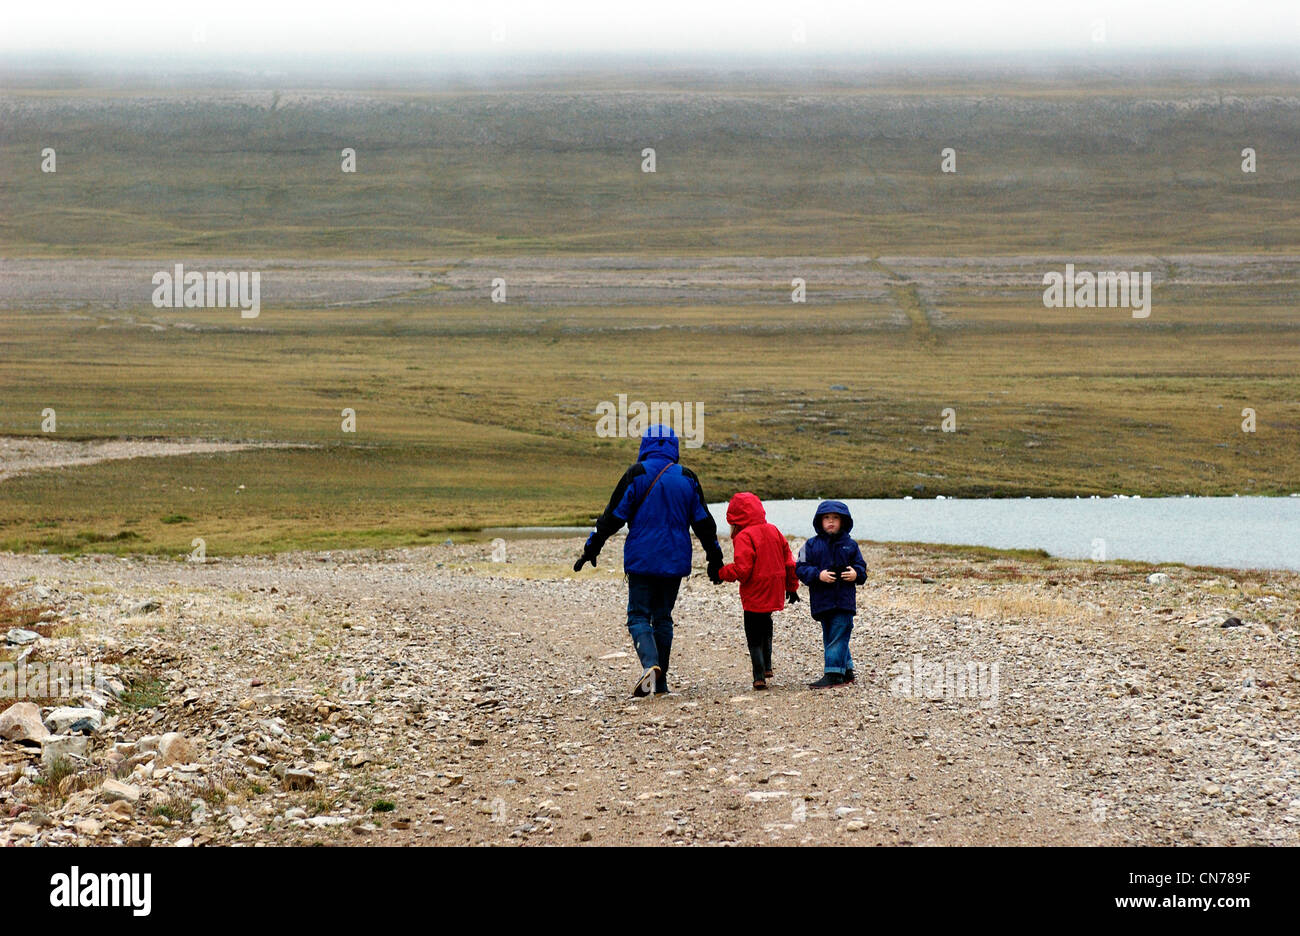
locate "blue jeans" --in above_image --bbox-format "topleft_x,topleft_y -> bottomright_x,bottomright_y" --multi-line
818,611 -> 855,675
626,574 -> 681,674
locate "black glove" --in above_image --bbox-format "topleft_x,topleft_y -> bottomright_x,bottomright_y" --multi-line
786,590 -> 800,604
573,550 -> 598,572
707,559 -> 722,584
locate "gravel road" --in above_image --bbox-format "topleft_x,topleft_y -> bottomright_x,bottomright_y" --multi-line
1,538 -> 1296,846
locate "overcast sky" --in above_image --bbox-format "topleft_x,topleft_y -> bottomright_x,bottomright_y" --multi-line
3,1 -> 1298,58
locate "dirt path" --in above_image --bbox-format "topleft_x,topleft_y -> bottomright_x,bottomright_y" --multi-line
4,255 -> 1298,310
1,539 -> 1296,846
0,438 -> 308,482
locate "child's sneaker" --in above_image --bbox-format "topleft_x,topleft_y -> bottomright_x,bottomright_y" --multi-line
764,669 -> 774,679
633,666 -> 661,698
808,673 -> 845,689
753,678 -> 767,690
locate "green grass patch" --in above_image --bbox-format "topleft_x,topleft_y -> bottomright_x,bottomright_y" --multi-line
120,675 -> 166,710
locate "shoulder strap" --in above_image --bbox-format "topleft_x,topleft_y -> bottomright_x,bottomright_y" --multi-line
627,461 -> 673,526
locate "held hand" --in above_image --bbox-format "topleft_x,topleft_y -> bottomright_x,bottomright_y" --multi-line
786,590 -> 800,604
818,569 -> 837,584
840,567 -> 857,583
707,560 -> 723,584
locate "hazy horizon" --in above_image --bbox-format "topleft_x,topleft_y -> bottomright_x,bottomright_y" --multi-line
4,48 -> 1300,92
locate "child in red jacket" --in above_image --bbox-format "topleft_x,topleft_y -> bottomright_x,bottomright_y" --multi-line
715,492 -> 800,690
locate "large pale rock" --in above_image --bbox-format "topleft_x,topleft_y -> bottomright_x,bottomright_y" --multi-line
44,706 -> 102,734
157,732 -> 199,766
0,702 -> 49,744
41,734 -> 90,767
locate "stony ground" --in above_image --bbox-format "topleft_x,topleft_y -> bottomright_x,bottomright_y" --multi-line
1,537 -> 1296,847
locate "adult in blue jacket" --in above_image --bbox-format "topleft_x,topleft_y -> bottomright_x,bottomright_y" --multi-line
573,425 -> 723,697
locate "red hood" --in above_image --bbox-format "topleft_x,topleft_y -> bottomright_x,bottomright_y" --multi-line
726,492 -> 767,529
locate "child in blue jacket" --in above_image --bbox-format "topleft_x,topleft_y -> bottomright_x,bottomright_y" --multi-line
795,499 -> 867,688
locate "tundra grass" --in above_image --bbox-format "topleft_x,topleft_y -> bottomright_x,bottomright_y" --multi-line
0,294 -> 1296,555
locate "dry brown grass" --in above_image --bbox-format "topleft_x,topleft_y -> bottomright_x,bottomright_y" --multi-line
0,585 -> 57,632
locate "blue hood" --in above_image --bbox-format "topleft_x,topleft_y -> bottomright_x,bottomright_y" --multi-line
638,425 -> 679,463
813,499 -> 853,536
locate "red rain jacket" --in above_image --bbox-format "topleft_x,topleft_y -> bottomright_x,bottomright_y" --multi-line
719,492 -> 799,613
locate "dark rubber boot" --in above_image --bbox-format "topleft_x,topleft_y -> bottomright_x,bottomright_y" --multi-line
809,673 -> 846,690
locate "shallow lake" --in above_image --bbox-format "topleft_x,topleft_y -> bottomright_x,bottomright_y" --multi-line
708,496 -> 1300,572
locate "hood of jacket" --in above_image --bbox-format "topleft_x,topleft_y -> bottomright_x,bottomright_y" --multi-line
637,424 -> 680,463
813,499 -> 853,536
725,491 -> 766,529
